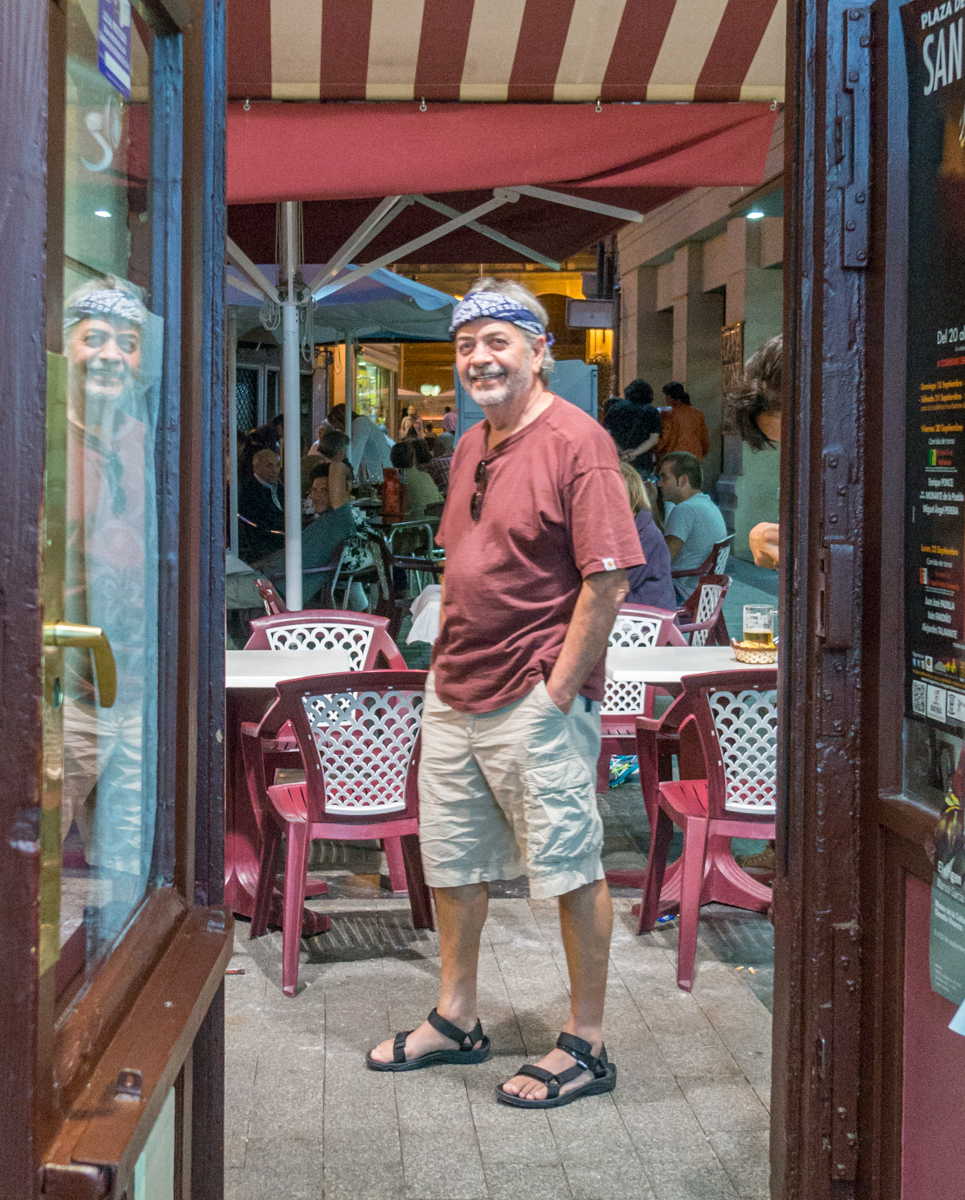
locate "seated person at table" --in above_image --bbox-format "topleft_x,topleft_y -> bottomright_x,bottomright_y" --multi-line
425,433 -> 453,495
325,403 -> 393,484
657,451 -> 727,599
620,462 -> 675,611
238,449 -> 285,565
389,440 -> 442,517
258,464 -> 355,605
301,428 -> 352,504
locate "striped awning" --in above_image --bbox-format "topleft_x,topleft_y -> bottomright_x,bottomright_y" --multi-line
227,0 -> 785,106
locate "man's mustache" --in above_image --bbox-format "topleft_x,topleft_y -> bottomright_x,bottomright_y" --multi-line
86,363 -> 128,377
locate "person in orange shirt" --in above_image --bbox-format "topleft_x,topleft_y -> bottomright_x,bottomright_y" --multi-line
656,382 -> 710,460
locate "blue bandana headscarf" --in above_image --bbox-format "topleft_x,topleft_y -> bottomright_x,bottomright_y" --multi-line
449,291 -> 547,339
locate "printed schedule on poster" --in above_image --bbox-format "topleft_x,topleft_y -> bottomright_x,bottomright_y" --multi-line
903,0 -> 965,731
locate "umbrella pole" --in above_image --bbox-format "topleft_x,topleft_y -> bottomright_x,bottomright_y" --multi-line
281,201 -> 303,610
228,312 -> 239,557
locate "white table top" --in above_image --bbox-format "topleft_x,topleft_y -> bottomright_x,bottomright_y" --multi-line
605,645 -> 772,684
225,648 -> 351,689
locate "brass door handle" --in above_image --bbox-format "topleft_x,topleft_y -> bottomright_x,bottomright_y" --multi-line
42,622 -> 117,708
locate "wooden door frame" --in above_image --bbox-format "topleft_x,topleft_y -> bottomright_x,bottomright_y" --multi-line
0,1 -> 228,1195
774,0 -> 872,1194
0,0 -> 50,1193
774,0 -> 937,1195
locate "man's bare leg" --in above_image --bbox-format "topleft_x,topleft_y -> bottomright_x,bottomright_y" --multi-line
500,878 -> 613,1099
369,882 -> 489,1062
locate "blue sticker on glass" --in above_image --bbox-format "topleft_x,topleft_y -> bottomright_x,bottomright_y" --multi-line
98,0 -> 132,101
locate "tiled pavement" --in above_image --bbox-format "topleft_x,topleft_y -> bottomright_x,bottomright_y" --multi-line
226,780 -> 774,1200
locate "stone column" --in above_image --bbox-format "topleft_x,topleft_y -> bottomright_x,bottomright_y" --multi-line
671,243 -> 724,492
717,217 -> 751,531
618,265 -> 672,398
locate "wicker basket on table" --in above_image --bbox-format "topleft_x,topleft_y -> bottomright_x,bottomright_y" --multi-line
730,638 -> 778,665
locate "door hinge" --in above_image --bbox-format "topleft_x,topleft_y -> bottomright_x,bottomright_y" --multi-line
816,450 -> 856,650
839,7 -> 872,267
844,8 -> 873,266
816,543 -> 855,650
830,922 -> 861,1181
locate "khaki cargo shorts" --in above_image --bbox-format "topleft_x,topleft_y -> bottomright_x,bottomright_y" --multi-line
418,672 -> 604,899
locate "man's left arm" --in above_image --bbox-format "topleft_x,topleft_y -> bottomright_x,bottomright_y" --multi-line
545,570 -> 629,713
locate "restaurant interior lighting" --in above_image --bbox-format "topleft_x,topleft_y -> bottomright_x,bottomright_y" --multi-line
94,209 -> 111,218
746,210 -> 765,219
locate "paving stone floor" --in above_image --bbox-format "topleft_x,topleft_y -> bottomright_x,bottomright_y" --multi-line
225,779 -> 774,1200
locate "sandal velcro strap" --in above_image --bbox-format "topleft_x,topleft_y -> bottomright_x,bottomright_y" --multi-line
516,1063 -> 564,1099
556,1032 -> 609,1077
426,1007 -> 481,1051
393,1030 -> 413,1064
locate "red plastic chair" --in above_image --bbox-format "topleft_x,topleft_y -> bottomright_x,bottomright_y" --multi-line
245,610 -> 406,669
636,668 -> 777,991
675,574 -> 731,646
670,534 -> 733,581
596,604 -> 686,792
247,670 -> 434,995
244,612 -> 409,891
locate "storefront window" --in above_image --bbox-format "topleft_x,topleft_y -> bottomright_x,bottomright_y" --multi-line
44,0 -> 170,976
356,357 -> 392,425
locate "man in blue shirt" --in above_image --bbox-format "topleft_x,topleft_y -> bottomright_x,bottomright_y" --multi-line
657,451 -> 727,598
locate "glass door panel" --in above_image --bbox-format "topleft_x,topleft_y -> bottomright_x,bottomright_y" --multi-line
43,0 -> 167,979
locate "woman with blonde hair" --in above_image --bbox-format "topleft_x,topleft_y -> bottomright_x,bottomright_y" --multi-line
620,461 -> 675,611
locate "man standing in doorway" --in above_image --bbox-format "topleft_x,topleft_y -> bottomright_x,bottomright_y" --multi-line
367,279 -> 643,1108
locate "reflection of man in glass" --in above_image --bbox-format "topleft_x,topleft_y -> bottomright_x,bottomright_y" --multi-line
68,301 -> 143,405
61,279 -> 160,940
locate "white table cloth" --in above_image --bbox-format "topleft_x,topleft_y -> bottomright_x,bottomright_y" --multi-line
225,648 -> 351,689
605,645 -> 769,684
407,584 -> 442,644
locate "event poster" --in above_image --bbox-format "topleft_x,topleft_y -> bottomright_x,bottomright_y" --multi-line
903,0 -> 965,734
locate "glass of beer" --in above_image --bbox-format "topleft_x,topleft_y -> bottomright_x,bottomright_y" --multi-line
742,604 -> 776,647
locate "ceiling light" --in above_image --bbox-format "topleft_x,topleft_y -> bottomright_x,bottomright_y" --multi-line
94,209 -> 111,218
746,210 -> 765,220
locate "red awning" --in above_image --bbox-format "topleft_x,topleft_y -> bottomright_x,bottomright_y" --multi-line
227,187 -> 690,266
227,101 -> 778,205
227,0 -> 785,105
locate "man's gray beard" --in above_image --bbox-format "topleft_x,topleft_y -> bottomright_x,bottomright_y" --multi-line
467,368 -> 530,408
471,384 -> 508,408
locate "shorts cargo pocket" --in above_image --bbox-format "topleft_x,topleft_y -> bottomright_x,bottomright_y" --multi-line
522,754 -> 603,868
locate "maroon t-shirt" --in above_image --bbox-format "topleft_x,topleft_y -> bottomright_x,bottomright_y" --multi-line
432,394 -> 645,713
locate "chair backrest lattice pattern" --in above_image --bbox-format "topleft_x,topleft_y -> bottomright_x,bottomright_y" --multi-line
708,688 -> 778,813
690,583 -> 724,647
302,688 -> 423,815
714,542 -> 731,574
603,678 -> 648,716
608,612 -> 665,650
266,622 -> 375,670
602,611 -> 665,716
